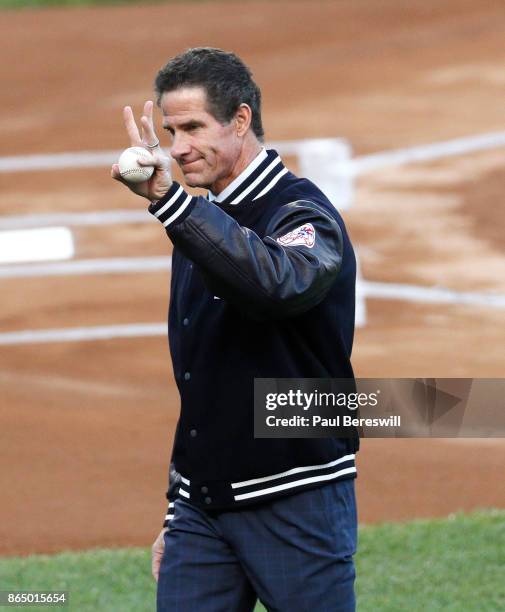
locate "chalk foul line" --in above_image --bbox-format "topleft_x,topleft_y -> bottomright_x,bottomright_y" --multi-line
0,323 -> 167,345
0,282 -> 503,346
0,256 -> 171,278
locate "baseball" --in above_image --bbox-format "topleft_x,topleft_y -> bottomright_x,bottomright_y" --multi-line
118,146 -> 155,183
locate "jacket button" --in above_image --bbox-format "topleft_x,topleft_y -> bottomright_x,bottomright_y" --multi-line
190,429 -> 197,438
184,372 -> 191,381
201,486 -> 208,494
183,318 -> 189,326
204,497 -> 212,505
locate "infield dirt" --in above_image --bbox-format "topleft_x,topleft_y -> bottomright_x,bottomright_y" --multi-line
1,0 -> 504,555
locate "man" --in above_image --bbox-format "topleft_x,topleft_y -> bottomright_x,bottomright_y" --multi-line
112,47 -> 359,612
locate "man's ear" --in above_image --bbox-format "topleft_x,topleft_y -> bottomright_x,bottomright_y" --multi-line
235,103 -> 252,137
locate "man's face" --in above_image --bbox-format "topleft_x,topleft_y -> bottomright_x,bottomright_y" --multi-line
160,87 -> 241,193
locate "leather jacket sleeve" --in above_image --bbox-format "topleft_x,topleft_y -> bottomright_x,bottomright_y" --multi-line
149,183 -> 343,320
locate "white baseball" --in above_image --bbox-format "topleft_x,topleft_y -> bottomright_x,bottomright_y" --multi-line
118,146 -> 155,183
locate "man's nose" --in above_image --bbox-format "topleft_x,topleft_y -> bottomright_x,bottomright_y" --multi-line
170,133 -> 191,161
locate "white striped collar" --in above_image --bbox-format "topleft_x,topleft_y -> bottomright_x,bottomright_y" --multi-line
208,148 -> 287,206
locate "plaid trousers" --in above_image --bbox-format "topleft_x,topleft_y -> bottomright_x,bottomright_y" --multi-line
157,478 -> 357,612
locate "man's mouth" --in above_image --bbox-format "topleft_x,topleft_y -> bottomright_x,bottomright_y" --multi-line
181,159 -> 202,170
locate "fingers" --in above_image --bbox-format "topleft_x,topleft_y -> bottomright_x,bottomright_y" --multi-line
138,153 -> 170,171
143,99 -> 153,121
123,101 -> 160,150
123,106 -> 142,147
152,554 -> 162,582
141,115 -> 161,151
151,529 -> 166,582
141,100 -> 161,150
111,163 -> 124,182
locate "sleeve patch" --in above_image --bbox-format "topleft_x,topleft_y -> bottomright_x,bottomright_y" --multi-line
276,223 -> 316,248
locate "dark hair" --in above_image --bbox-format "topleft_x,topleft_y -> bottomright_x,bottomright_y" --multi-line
154,47 -> 264,141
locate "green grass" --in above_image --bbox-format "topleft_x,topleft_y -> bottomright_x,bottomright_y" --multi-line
356,509 -> 505,611
0,510 -> 503,611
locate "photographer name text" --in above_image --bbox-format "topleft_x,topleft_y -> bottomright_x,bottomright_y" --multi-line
265,415 -> 401,428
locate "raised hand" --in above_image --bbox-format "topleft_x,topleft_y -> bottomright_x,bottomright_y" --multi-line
111,100 -> 172,202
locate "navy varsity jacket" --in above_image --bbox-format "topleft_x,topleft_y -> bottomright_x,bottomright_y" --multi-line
148,148 -> 359,526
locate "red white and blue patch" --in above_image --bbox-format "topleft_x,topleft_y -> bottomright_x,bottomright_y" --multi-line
276,223 -> 316,248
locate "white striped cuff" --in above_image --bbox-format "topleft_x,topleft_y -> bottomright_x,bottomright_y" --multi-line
149,182 -> 196,230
